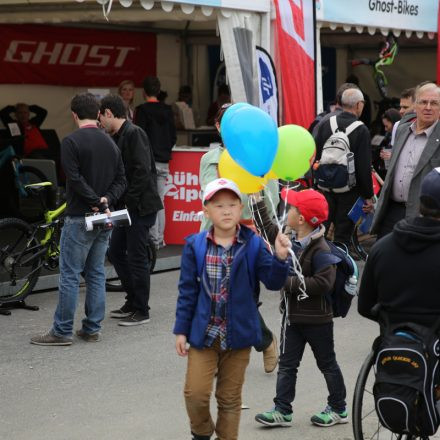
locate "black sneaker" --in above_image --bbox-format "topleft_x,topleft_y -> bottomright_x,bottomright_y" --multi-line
110,303 -> 134,318
118,310 -> 150,326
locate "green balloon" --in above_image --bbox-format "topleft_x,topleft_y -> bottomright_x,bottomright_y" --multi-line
272,125 -> 316,181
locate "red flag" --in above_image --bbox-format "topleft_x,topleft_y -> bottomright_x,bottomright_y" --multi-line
273,0 -> 316,127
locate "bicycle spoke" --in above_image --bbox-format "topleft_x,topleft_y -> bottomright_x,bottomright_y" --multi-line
362,407 -> 377,420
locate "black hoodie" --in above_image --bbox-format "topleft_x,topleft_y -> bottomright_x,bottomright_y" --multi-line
358,216 -> 440,326
134,102 -> 177,163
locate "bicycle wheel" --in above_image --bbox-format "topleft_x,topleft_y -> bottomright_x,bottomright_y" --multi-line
351,222 -> 377,261
352,351 -> 428,440
0,218 -> 43,303
17,166 -> 49,223
105,238 -> 157,292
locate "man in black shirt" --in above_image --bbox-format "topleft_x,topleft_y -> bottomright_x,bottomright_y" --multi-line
313,88 -> 374,252
31,93 -> 126,346
135,76 -> 176,249
99,94 -> 162,325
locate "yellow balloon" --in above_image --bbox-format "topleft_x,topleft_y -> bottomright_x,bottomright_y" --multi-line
266,169 -> 278,180
219,150 -> 267,193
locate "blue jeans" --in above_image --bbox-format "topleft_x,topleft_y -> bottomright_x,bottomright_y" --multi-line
274,321 -> 346,414
52,216 -> 110,338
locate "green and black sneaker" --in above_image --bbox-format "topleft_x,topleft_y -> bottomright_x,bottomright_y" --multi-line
255,409 -> 292,427
310,406 -> 348,427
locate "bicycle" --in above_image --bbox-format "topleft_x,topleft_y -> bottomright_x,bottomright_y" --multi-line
0,144 -> 49,222
0,182 -> 65,311
0,185 -> 157,310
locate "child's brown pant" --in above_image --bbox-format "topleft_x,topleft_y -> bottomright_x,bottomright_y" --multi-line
184,339 -> 251,440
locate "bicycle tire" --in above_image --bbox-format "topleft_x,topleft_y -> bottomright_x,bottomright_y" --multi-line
353,351 -> 428,440
105,238 -> 157,292
17,166 -> 49,223
0,217 -> 42,303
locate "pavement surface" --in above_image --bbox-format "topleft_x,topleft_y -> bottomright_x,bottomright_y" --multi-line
0,263 -> 384,440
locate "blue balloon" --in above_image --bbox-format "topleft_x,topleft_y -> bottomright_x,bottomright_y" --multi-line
220,102 -> 251,135
221,105 -> 278,177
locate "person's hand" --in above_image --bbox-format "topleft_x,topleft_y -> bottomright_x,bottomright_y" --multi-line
380,149 -> 392,161
275,232 -> 291,261
92,197 -> 110,215
362,198 -> 374,213
175,334 -> 188,356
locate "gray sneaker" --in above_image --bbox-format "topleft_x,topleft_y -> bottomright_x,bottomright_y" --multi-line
76,329 -> 101,342
30,331 -> 73,346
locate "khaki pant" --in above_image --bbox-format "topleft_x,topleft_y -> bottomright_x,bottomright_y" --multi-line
184,340 -> 251,440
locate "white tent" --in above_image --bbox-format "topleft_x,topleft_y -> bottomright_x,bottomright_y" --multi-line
0,0 -> 272,139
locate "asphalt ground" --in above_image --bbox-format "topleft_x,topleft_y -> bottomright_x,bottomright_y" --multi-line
0,263 -> 386,440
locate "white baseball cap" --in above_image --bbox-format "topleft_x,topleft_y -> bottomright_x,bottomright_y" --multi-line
202,178 -> 242,204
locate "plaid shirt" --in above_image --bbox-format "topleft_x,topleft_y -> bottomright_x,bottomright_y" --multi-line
204,226 -> 243,350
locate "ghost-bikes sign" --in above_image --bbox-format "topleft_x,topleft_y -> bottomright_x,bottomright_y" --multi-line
320,0 -> 437,32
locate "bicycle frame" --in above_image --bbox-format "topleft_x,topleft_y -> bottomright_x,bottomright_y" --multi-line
40,201 -> 66,252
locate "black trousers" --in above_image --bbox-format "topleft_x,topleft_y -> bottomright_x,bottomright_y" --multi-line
108,211 -> 156,315
323,189 -> 359,246
274,321 -> 346,415
376,200 -> 406,239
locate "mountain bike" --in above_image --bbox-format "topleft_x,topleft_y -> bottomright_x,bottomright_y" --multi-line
0,182 -> 65,311
0,185 -> 157,310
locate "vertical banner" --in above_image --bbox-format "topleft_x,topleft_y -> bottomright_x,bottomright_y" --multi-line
256,46 -> 279,125
273,0 -> 316,127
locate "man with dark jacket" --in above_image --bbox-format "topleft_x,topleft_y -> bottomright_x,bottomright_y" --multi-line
313,88 -> 374,251
31,93 -> 126,345
135,76 -> 176,249
359,167 -> 440,327
100,94 -> 163,326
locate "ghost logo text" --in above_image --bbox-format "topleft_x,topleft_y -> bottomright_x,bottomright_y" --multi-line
368,0 -> 419,15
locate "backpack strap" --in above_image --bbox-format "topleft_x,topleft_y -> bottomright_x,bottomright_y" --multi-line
329,115 -> 339,134
345,120 -> 363,136
312,250 -> 341,274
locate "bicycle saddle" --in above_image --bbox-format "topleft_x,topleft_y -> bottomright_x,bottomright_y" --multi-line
25,181 -> 52,194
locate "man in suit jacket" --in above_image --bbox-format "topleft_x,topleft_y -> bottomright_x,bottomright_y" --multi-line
99,94 -> 163,326
371,83 -> 440,238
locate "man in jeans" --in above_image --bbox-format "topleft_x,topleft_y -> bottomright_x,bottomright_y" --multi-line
99,94 -> 162,325
135,76 -> 176,249
30,93 -> 126,346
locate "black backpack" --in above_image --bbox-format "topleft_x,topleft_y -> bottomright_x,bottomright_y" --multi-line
313,241 -> 359,318
373,315 -> 440,437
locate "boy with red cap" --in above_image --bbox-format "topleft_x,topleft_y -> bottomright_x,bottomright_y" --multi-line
173,178 -> 291,440
253,188 -> 348,428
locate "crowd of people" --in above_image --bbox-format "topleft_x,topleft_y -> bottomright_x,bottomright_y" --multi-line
8,74 -> 440,440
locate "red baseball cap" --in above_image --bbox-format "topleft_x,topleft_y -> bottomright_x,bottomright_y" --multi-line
281,188 -> 328,226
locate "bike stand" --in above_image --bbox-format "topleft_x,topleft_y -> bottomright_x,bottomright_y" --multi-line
0,300 -> 39,315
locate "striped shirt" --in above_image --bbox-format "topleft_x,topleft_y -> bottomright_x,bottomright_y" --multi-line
204,226 -> 243,350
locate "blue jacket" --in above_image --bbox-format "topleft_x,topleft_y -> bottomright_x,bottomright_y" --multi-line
173,226 -> 289,350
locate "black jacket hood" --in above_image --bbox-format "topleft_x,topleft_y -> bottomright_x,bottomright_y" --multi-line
393,216 -> 440,253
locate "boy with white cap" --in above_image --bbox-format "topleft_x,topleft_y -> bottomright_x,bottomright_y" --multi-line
173,178 -> 291,440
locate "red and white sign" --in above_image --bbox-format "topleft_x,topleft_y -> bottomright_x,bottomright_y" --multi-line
164,150 -> 205,245
273,0 -> 316,127
0,24 -> 156,86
